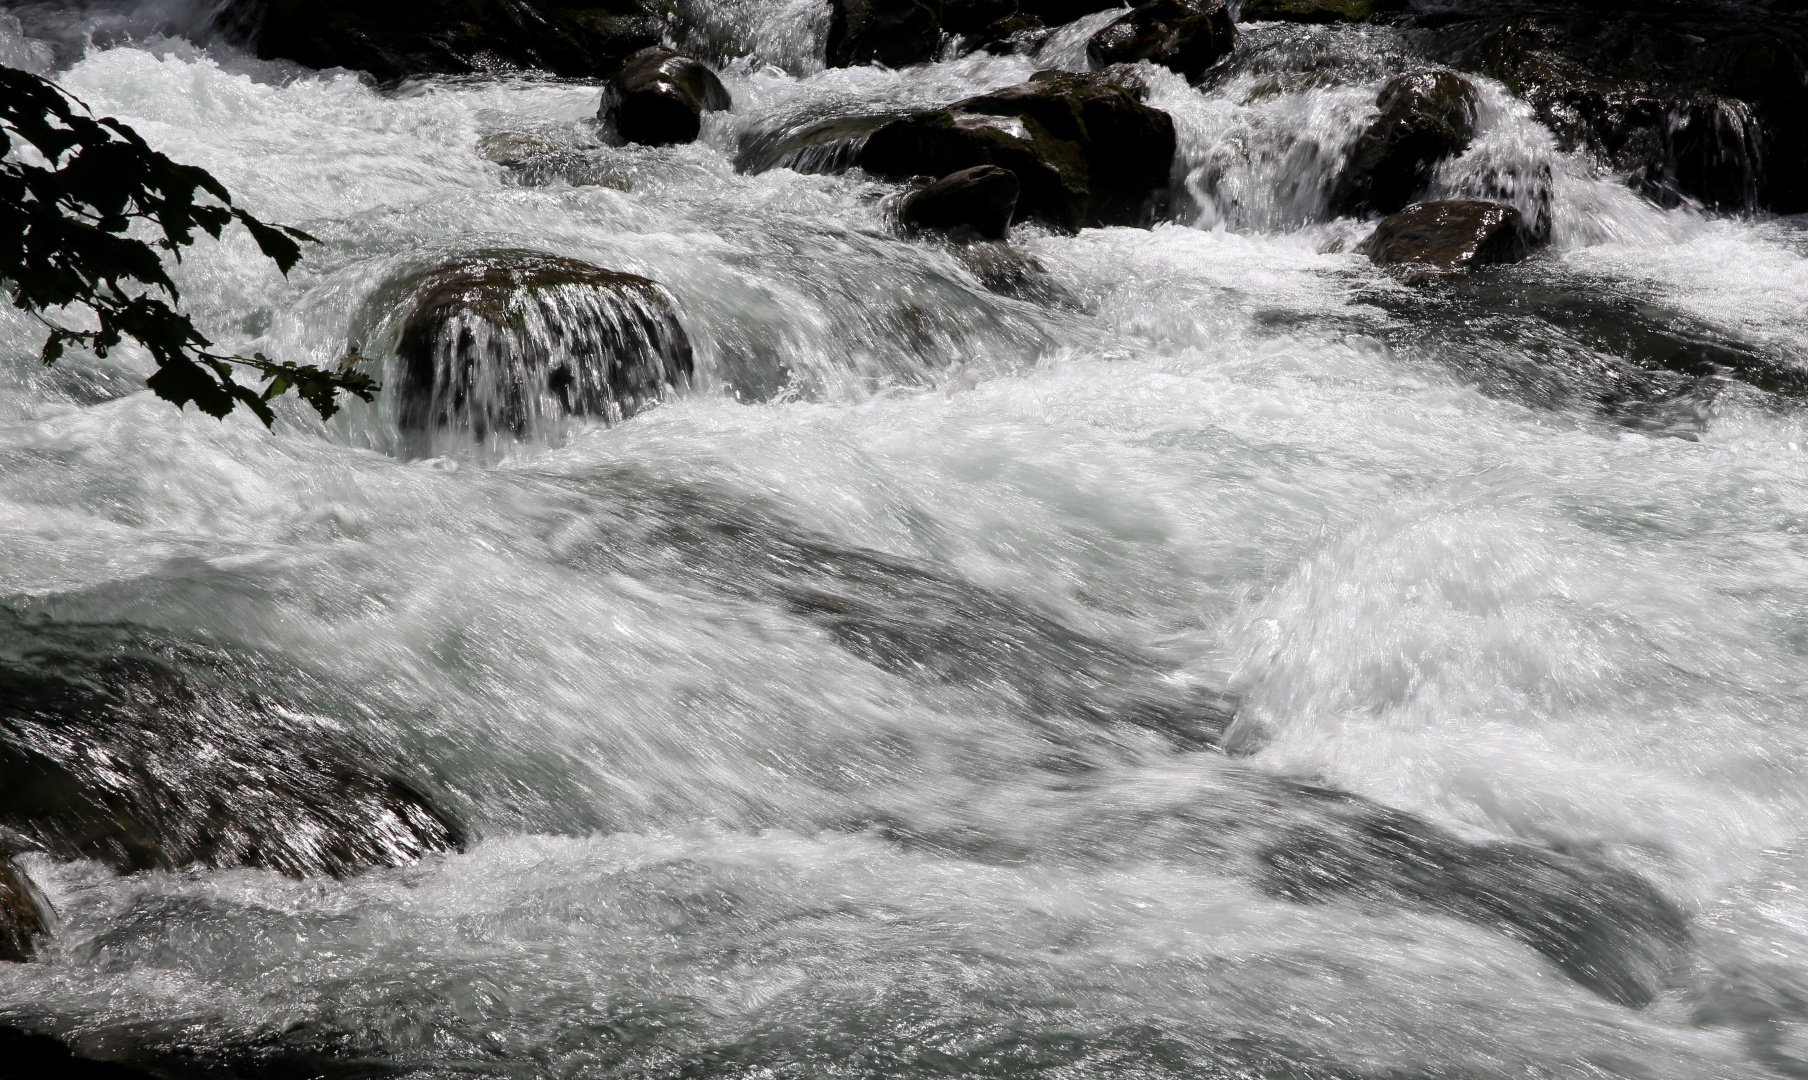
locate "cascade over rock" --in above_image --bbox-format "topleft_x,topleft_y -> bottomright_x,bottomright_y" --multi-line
225,0 -> 661,81
602,46 -> 732,147
735,114 -> 898,175
899,166 -> 1021,240
0,851 -> 48,963
394,254 -> 693,453
1424,10 -> 1808,212
1087,0 -> 1237,84
1331,70 -> 1479,216
1360,199 -> 1533,273
0,629 -> 465,878
858,70 -> 1177,231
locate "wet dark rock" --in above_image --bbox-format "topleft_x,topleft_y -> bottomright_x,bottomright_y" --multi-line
1258,788 -> 1689,1007
0,1027 -> 155,1079
858,70 -> 1177,231
1016,0 -> 1134,27
0,851 -> 49,962
393,253 -> 693,450
223,0 -> 661,82
602,46 -> 732,147
1424,12 -> 1808,212
1360,199 -> 1531,273
827,0 -> 942,68
0,625 -> 464,879
943,0 -> 1022,34
734,114 -> 898,175
1237,0 -> 1406,24
1087,0 -> 1237,84
1331,70 -> 1478,216
899,165 -> 1021,240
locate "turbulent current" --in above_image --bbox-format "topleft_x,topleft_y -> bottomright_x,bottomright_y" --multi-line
2,1 -> 1808,1077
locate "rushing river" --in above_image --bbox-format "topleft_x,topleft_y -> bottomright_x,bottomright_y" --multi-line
2,1 -> 1808,1077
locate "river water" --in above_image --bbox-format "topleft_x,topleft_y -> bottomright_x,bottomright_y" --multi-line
2,2 -> 1808,1077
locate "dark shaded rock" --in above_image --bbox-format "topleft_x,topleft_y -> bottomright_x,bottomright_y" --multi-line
1258,789 -> 1688,1007
1424,11 -> 1808,212
0,623 -> 464,879
1016,0 -> 1133,28
734,114 -> 898,175
602,46 -> 732,147
899,165 -> 1021,239
827,0 -> 942,68
1331,70 -> 1478,216
223,0 -> 661,82
858,70 -> 1177,231
393,253 -> 693,450
943,0 -> 1022,34
1087,0 -> 1237,83
0,1027 -> 156,1079
1360,199 -> 1531,273
1237,0 -> 1406,24
0,852 -> 49,962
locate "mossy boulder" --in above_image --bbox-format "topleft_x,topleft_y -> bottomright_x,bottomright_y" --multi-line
602,46 -> 732,147
394,253 -> 693,450
1331,70 -> 1478,216
858,70 -> 1177,231
229,0 -> 661,81
1087,0 -> 1237,83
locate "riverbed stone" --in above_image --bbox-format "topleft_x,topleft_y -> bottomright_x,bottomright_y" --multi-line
0,852 -> 48,963
1087,0 -> 1236,84
1331,70 -> 1479,216
1359,199 -> 1531,273
858,70 -> 1177,231
394,253 -> 693,446
602,46 -> 732,147
229,0 -> 661,81
899,165 -> 1021,240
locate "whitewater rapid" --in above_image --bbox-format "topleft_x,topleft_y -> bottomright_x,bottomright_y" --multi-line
2,3 -> 1808,1077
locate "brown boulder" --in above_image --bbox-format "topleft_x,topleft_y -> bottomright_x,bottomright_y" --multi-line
1360,199 -> 1532,273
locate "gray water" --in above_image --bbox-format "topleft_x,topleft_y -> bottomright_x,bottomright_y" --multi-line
2,2 -> 1808,1077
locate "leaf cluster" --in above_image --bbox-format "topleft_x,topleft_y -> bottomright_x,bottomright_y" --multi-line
0,64 -> 376,425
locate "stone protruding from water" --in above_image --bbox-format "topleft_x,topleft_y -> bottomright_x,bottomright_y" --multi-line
1087,0 -> 1237,84
899,166 -> 1021,240
602,46 -> 732,147
0,851 -> 48,963
0,632 -> 465,879
858,70 -> 1176,232
735,114 -> 897,175
394,254 -> 693,452
230,0 -> 661,81
1332,71 -> 1478,216
1360,199 -> 1531,274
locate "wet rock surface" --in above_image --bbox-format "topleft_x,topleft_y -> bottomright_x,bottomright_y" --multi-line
1331,70 -> 1478,215
1423,9 -> 1808,212
0,851 -> 49,963
858,70 -> 1177,231
1087,0 -> 1238,83
734,113 -> 898,175
226,0 -> 661,81
899,165 -> 1021,240
1360,199 -> 1532,273
602,46 -> 732,147
827,0 -> 943,68
0,623 -> 464,878
393,253 -> 693,452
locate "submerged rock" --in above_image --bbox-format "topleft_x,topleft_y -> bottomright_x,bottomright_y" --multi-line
225,0 -> 660,81
734,114 -> 897,175
1426,11 -> 1808,212
0,628 -> 464,878
858,70 -> 1177,231
1331,71 -> 1478,216
827,0 -> 942,68
1360,199 -> 1531,274
0,851 -> 49,962
899,165 -> 1021,240
954,243 -> 1076,305
602,46 -> 732,147
393,253 -> 693,451
1086,0 -> 1237,84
